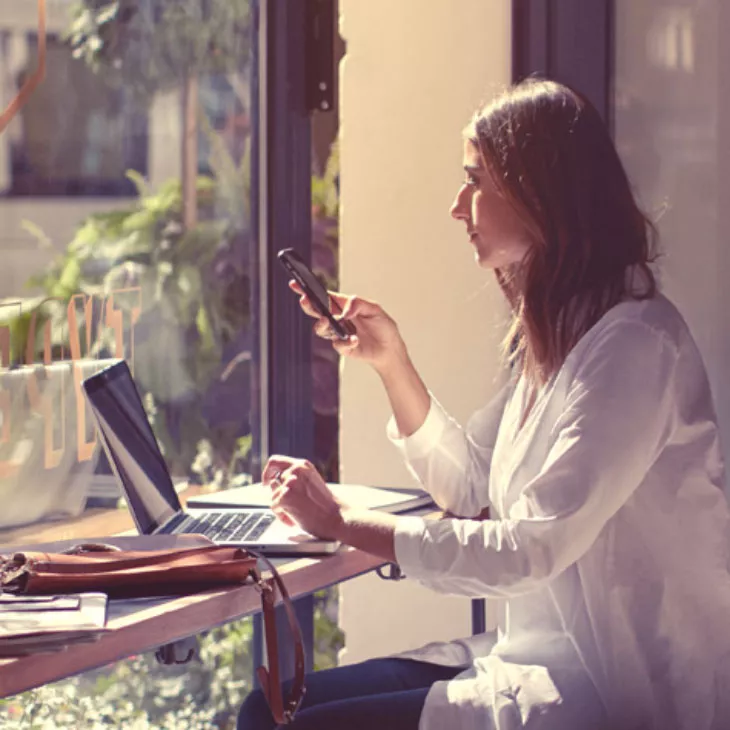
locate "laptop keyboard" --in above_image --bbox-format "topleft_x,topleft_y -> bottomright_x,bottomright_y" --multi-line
172,511 -> 276,542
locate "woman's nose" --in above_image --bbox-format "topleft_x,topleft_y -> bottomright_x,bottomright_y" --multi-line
450,185 -> 468,220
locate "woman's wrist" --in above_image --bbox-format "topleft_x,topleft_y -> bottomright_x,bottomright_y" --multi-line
373,342 -> 413,381
333,507 -> 398,563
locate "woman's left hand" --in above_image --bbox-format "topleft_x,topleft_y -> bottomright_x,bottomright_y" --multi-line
262,456 -> 344,540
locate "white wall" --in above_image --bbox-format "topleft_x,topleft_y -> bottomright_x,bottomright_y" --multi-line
337,0 -> 511,663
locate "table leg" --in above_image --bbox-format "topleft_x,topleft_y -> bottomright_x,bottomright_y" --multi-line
471,598 -> 486,635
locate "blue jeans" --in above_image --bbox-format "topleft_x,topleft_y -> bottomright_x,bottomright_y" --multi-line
237,657 -> 464,730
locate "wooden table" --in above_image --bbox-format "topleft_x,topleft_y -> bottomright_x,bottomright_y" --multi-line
0,491 -> 390,698
0,543 -> 386,698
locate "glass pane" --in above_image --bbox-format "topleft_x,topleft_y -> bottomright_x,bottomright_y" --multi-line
0,0 -> 260,544
613,0 -> 730,468
0,1 -> 260,725
7,35 -> 148,196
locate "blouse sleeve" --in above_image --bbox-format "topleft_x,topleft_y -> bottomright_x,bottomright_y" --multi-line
387,382 -> 511,517
392,320 -> 681,597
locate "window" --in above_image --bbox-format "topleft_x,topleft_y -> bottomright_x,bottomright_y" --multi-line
613,0 -> 730,471
0,0 -> 336,725
0,0 -> 261,539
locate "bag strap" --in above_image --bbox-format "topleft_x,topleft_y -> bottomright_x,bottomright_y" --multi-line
2,541 -> 306,723
250,552 -> 306,724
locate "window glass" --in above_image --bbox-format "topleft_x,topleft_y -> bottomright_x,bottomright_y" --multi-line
614,0 -> 730,471
5,34 -> 148,197
0,1 -> 262,726
0,3 -> 350,723
0,0 -> 260,547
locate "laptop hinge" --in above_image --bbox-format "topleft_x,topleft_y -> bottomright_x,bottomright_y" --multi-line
156,511 -> 188,534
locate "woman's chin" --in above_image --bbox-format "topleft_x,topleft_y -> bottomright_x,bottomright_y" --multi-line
474,249 -> 497,270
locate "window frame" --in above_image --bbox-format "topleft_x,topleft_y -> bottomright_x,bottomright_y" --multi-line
512,0 -> 614,127
252,0 -> 322,679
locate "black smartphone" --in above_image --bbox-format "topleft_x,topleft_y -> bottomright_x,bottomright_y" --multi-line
277,248 -> 355,340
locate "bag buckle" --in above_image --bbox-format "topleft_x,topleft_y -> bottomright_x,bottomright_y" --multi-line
254,577 -> 275,600
283,687 -> 307,723
250,567 -> 273,596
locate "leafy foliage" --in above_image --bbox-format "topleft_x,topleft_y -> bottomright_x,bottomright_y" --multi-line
66,0 -> 253,102
18,165 -> 253,477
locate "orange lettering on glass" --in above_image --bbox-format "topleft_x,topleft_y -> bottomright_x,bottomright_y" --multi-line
68,294 -> 104,462
25,365 -> 65,470
0,290 -> 141,472
0,302 -> 22,478
68,290 -> 141,462
104,287 -> 142,367
25,301 -> 66,470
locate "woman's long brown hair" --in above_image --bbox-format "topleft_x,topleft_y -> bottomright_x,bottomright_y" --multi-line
467,78 -> 657,386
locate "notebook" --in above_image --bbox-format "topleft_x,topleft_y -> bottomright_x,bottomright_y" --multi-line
0,593 -> 108,657
81,360 -> 339,556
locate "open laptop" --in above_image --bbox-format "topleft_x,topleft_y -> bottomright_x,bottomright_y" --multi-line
81,360 -> 339,555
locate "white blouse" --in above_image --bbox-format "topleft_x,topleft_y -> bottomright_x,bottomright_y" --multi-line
388,295 -> 730,730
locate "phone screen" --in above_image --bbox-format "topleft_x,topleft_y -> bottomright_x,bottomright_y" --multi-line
277,248 -> 354,339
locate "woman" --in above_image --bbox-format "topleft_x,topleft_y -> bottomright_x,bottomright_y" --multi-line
238,79 -> 730,730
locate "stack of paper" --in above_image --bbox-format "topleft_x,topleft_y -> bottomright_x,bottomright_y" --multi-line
0,593 -> 109,657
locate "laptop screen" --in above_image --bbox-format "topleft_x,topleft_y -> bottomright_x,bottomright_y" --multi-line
82,360 -> 182,534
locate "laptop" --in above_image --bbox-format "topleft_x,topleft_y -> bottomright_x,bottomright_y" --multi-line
81,360 -> 339,555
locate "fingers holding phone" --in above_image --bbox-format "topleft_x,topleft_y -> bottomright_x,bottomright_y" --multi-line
288,280 -> 352,335
278,248 -> 354,340
288,280 -> 353,341
301,285 -> 405,370
287,279 -> 334,320
278,248 -> 407,370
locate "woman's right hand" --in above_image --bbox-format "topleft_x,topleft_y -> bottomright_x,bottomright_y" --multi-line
289,280 -> 407,372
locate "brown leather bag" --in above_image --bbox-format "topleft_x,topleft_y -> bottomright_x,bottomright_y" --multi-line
0,543 -> 305,724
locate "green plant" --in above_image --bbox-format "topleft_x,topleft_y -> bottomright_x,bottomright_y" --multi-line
0,617 -> 255,729
18,168 -> 253,477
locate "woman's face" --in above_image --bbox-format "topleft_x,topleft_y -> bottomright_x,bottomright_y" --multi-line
450,140 -> 534,269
